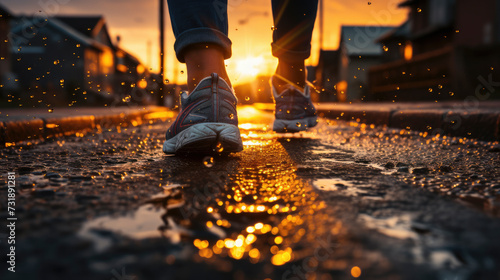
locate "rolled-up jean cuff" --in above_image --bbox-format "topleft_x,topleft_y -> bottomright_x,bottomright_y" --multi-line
271,43 -> 311,61
174,28 -> 232,63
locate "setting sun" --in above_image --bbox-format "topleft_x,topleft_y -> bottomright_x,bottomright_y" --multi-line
236,56 -> 265,79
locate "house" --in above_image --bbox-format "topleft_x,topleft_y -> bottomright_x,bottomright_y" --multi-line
368,0 -> 500,100
57,16 -> 158,105
9,15 -> 116,106
55,16 -> 114,48
114,46 -> 158,105
376,20 -> 412,62
314,50 -> 339,102
337,25 -> 394,101
5,10 -> 157,107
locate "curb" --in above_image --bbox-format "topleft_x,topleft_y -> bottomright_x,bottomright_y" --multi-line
317,105 -> 500,141
0,106 -> 171,146
3,104 -> 499,145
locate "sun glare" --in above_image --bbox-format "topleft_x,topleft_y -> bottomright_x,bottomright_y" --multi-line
236,56 -> 265,78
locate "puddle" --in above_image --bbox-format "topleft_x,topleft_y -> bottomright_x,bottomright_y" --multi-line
358,213 -> 469,271
17,173 -> 70,189
311,147 -> 401,175
241,131 -> 320,142
310,146 -> 354,155
238,123 -> 269,131
359,214 -> 419,240
429,250 -> 464,269
319,158 -> 386,171
313,178 -> 356,190
313,178 -> 384,200
79,205 -> 165,252
75,133 -> 474,276
78,140 -> 343,268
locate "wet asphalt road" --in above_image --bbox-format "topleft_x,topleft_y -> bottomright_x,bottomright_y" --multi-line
1,106 -> 500,280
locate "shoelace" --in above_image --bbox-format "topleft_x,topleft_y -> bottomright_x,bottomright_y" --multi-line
272,74 -> 317,97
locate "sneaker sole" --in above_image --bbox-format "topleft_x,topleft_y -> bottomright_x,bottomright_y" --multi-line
273,116 -> 318,133
163,123 -> 243,155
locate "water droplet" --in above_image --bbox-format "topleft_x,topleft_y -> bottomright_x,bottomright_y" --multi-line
351,266 -> 362,278
296,122 -> 302,128
228,113 -> 234,119
48,108 -> 54,113
245,97 -> 250,101
215,142 -> 224,153
165,79 -> 170,83
203,156 -> 214,168
122,96 -> 131,102
383,46 -> 388,51
271,26 -> 276,31
438,84 -> 443,89
180,71 -> 184,74
428,88 -> 433,93
286,110 -> 290,114
368,2 -> 371,4
417,8 -> 422,12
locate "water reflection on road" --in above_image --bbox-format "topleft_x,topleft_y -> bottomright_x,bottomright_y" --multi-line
78,106 -> 351,278
80,139 -> 345,272
76,105 -> 499,279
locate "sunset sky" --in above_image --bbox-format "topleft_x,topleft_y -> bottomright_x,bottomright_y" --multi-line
4,0 -> 408,85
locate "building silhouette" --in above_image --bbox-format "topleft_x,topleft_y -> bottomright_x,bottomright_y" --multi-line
1,6 -> 156,107
314,25 -> 394,102
369,0 -> 500,100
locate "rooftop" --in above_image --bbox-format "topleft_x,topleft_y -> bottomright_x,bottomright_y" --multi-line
340,25 -> 395,56
55,16 -> 104,38
376,20 -> 411,43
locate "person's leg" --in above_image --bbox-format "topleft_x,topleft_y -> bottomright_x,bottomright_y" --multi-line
271,0 -> 318,91
167,0 -> 232,92
270,0 -> 319,133
163,0 -> 242,155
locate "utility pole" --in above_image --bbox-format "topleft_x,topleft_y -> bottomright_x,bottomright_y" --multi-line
159,0 -> 165,106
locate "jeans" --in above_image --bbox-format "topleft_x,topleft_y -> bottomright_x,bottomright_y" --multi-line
167,0 -> 318,63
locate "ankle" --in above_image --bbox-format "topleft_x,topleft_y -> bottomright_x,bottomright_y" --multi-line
274,60 -> 306,90
184,44 -> 231,92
